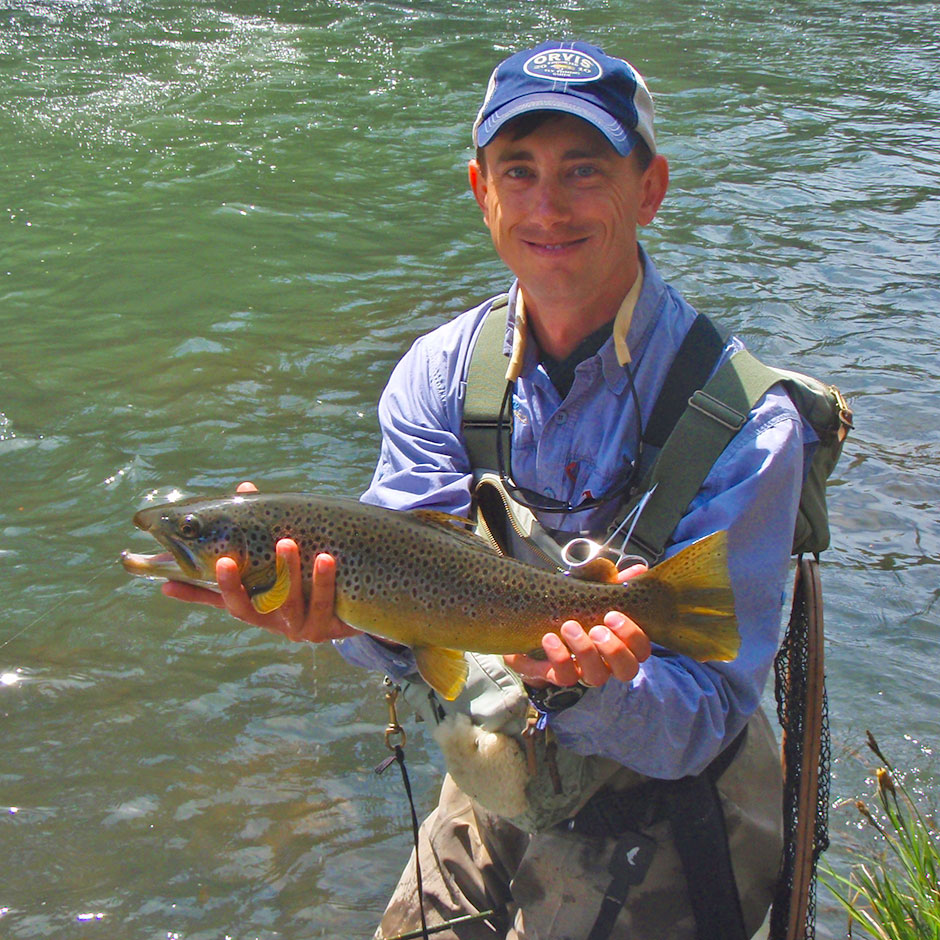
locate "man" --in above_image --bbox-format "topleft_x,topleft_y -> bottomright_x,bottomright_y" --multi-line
167,40 -> 808,939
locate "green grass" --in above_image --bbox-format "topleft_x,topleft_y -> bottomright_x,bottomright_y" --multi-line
822,733 -> 940,939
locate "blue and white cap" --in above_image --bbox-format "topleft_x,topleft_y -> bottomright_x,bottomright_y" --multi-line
472,40 -> 656,157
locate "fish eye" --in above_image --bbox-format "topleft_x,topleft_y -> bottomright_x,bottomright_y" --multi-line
179,515 -> 202,540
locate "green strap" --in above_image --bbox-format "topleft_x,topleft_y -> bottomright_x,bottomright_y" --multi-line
625,349 -> 785,562
462,295 -> 510,473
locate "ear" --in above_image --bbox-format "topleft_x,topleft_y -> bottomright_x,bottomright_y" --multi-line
637,154 -> 669,227
468,158 -> 489,214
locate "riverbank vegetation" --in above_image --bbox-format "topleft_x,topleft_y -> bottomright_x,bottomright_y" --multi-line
822,733 -> 939,939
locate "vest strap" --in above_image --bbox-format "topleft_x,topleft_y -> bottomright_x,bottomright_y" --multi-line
624,348 -> 788,563
644,313 -> 727,448
462,294 -> 510,474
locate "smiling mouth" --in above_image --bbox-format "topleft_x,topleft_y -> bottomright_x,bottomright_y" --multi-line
523,236 -> 589,252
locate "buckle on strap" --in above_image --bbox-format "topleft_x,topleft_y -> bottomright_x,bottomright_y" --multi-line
828,383 -> 854,443
687,389 -> 748,432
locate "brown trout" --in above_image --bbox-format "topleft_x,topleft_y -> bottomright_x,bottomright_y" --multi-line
121,493 -> 739,699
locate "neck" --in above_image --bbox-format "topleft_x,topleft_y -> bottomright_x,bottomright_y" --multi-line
521,261 -> 639,361
527,313 -> 610,361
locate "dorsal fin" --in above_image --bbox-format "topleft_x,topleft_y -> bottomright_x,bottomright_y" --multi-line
411,509 -> 475,531
409,509 -> 502,556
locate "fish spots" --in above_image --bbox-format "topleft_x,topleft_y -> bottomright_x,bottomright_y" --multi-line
133,494 -> 734,662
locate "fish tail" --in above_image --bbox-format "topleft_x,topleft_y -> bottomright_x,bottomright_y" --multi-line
645,530 -> 740,662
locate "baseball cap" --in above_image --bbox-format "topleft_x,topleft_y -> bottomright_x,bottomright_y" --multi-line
472,40 -> 656,157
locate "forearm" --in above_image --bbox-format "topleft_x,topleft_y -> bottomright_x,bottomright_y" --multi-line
550,645 -> 772,779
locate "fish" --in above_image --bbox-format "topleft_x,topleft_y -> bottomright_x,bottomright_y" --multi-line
121,493 -> 740,700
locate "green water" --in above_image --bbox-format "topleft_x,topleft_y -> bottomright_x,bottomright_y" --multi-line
1,1 -> 938,937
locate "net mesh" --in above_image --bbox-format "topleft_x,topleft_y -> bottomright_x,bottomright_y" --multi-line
770,562 -> 831,940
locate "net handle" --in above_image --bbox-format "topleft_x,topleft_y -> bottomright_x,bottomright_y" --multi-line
782,557 -> 826,940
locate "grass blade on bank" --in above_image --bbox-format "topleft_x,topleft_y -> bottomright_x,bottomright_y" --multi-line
821,732 -> 940,939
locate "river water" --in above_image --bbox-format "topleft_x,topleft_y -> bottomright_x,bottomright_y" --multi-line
1,1 -> 938,937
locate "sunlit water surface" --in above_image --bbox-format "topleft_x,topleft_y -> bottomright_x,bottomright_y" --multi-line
1,1 -> 938,937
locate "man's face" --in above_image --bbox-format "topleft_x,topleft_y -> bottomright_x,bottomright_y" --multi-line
469,114 -> 666,319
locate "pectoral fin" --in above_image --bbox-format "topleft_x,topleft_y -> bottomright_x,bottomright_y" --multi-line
248,555 -> 291,614
413,646 -> 469,701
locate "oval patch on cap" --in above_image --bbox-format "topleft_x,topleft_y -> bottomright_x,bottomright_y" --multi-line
523,50 -> 603,83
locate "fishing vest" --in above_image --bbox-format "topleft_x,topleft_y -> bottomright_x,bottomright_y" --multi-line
401,293 -> 852,834
463,294 -> 854,565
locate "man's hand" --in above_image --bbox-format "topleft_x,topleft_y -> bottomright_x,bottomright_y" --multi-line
504,562 -> 652,688
160,481 -> 360,644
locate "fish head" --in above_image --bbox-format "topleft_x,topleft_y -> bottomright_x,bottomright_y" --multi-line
121,498 -> 251,588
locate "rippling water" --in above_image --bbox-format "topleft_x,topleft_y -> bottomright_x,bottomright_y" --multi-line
2,1 -> 938,937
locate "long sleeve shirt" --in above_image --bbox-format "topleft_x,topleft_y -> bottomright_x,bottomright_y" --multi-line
336,247 -> 811,780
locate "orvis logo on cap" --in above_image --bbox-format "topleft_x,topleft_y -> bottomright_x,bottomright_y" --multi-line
523,49 -> 602,83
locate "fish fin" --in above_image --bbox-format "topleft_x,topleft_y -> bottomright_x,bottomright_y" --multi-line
411,509 -> 475,531
413,646 -> 469,701
569,557 -> 620,583
409,509 -> 502,556
249,555 -> 291,614
643,531 -> 741,662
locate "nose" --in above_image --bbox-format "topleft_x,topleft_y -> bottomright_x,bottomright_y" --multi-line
530,177 -> 572,226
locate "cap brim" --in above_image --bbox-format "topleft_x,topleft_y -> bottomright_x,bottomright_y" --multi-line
474,92 -> 639,156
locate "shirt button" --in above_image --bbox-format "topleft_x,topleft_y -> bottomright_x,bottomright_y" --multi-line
544,487 -> 557,499
555,411 -> 567,425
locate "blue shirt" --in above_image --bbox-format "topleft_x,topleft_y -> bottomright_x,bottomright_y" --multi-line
337,248 -> 810,779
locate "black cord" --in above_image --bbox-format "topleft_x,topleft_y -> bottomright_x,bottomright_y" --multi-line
376,745 -> 429,940
394,745 -> 429,940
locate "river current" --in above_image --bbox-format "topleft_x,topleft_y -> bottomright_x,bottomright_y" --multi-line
1,1 -> 938,937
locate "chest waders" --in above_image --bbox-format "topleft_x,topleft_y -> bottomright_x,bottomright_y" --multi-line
461,295 -> 853,940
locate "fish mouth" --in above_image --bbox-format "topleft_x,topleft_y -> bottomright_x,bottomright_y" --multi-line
121,551 -> 219,591
120,545 -> 217,591
121,510 -> 205,585
120,548 -> 187,580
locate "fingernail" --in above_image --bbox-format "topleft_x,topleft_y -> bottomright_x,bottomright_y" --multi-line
544,633 -> 564,651
590,626 -> 611,643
